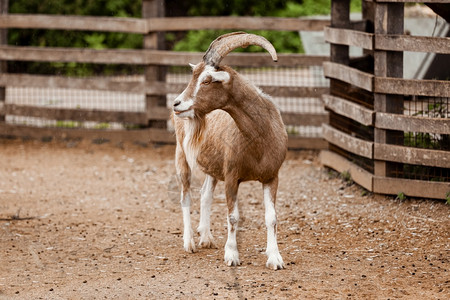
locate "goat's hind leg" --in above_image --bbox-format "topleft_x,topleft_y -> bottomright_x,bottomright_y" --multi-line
198,175 -> 218,248
176,147 -> 196,253
263,177 -> 284,270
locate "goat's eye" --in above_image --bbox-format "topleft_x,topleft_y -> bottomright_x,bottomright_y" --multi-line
202,78 -> 211,85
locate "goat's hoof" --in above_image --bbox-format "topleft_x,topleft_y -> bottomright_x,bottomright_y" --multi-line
183,238 -> 197,253
198,233 -> 217,249
224,251 -> 240,267
226,259 -> 241,267
266,253 -> 284,270
198,239 -> 217,249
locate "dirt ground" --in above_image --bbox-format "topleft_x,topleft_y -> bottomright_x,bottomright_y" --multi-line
0,139 -> 448,299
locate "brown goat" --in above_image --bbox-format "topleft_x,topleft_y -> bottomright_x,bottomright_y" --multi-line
172,32 -> 287,270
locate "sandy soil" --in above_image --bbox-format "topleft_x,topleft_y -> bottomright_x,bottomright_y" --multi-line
0,139 -> 448,299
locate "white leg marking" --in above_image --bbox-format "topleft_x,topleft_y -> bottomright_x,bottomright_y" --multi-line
263,185 -> 284,270
224,201 -> 240,266
181,191 -> 196,253
198,175 -> 217,248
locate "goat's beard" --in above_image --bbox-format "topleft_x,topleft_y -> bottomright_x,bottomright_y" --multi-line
182,114 -> 206,171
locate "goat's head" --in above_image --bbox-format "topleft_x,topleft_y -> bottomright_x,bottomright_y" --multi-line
173,32 -> 277,119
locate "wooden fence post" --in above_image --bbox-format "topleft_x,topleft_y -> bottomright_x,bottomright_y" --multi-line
373,2 -> 404,178
0,0 -> 8,123
330,0 -> 350,66
142,0 -> 166,129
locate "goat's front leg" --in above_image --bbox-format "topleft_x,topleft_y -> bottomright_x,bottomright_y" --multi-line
176,148 -> 196,253
198,175 -> 218,248
224,180 -> 240,266
263,177 -> 284,270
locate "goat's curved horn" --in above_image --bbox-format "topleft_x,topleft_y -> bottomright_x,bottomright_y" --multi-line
203,32 -> 278,68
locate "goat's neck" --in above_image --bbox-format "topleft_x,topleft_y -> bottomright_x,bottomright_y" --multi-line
223,85 -> 275,143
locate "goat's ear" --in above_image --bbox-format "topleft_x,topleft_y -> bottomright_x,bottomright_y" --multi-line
211,70 -> 230,83
189,63 -> 196,70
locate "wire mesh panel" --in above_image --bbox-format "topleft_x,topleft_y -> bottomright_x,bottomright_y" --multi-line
5,76 -> 146,129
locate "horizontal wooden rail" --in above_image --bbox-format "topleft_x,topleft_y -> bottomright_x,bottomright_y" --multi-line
0,46 -> 145,65
0,123 -> 176,144
322,124 -> 373,159
324,27 -> 373,50
373,176 -> 449,200
376,112 -> 450,134
0,14 -> 329,32
0,73 -> 327,98
288,137 -> 328,150
282,112 -> 328,126
262,86 -> 329,98
1,103 -> 326,129
374,143 -> 450,168
322,94 -> 374,126
0,73 -> 147,93
375,34 -> 450,54
0,46 -> 327,67
2,104 -> 150,124
0,122 -> 326,150
320,149 -> 450,200
0,14 -> 147,33
374,77 -> 450,98
319,150 -> 373,191
146,16 -> 330,32
323,62 -> 373,91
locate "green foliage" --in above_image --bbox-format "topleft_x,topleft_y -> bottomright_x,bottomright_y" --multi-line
173,0 -> 361,54
173,30 -> 303,53
8,0 -> 143,76
55,120 -> 82,128
340,170 -> 354,186
94,122 -> 111,130
446,192 -> 450,205
404,132 -> 441,150
395,192 -> 407,201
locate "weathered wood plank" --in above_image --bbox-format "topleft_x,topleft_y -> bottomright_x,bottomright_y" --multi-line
323,61 -> 374,91
0,14 -> 147,33
374,143 -> 450,168
322,123 -> 374,158
262,86 -> 329,98
0,46 -> 327,67
324,27 -> 373,50
375,34 -> 450,54
0,123 -> 176,144
146,16 -> 330,32
373,176 -> 450,200
0,73 -> 146,93
0,46 -> 146,65
2,104 -> 154,123
376,112 -> 450,134
375,77 -> 450,97
319,149 -> 373,191
288,136 -> 328,150
282,112 -> 328,126
0,122 -> 325,150
0,73 -> 327,98
322,94 -> 374,126
0,14 -> 329,33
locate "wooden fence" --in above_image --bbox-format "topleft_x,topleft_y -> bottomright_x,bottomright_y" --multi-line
0,0 -> 330,149
320,0 -> 450,199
